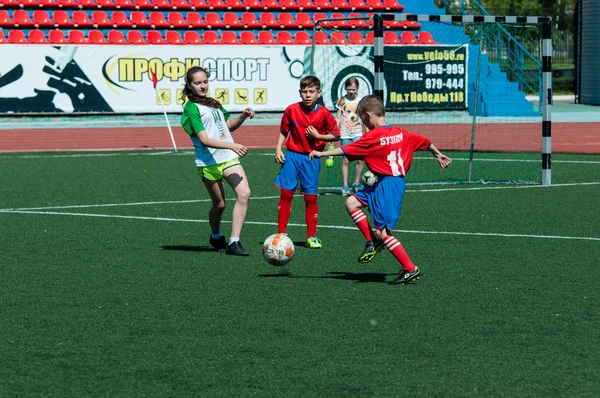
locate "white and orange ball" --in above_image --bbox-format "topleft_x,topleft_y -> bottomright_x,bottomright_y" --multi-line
262,234 -> 295,266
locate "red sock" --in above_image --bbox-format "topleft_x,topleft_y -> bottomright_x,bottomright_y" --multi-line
304,194 -> 318,238
277,189 -> 294,233
383,235 -> 415,271
348,209 -> 376,241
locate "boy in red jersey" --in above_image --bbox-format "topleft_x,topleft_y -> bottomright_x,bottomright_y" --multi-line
309,95 -> 451,284
275,76 -> 340,249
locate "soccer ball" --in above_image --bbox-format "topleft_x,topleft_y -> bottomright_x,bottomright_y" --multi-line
361,171 -> 378,187
262,233 -> 295,266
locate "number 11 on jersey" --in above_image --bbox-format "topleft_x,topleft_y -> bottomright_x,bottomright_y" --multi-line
387,149 -> 406,176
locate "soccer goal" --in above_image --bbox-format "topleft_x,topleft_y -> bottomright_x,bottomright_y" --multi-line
310,14 -> 552,188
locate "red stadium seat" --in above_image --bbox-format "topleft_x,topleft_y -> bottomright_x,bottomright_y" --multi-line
331,0 -> 348,10
0,10 -> 10,27
127,29 -> 145,43
279,0 -> 300,10
314,0 -> 331,10
170,0 -> 192,9
330,31 -> 346,44
383,0 -> 403,11
92,10 -> 111,28
277,12 -> 296,28
295,12 -> 312,28
167,11 -> 187,28
38,0 -> 57,6
55,0 -> 78,7
52,10 -> 72,27
365,0 -> 386,11
224,0 -> 244,9
259,11 -> 277,28
72,10 -> 93,28
68,29 -> 86,43
188,0 -> 207,9
241,12 -> 260,28
114,0 -> 135,8
400,30 -> 416,44
8,29 -> 27,43
206,0 -> 224,9
149,11 -> 168,27
313,12 -> 328,26
365,30 -> 373,43
134,0 -> 153,9
165,30 -> 183,44
223,11 -> 242,28
204,12 -> 223,28
221,31 -> 238,44
243,0 -> 261,9
146,30 -> 164,43
294,30 -> 311,44
418,31 -> 438,44
130,11 -> 151,27
240,30 -> 257,44
257,30 -> 275,44
33,10 -> 53,28
28,29 -> 48,43
184,30 -> 201,43
348,31 -> 364,44
88,29 -> 107,43
0,30 -> 5,44
349,0 -> 368,10
12,10 -> 34,28
186,12 -> 204,28
261,0 -> 281,10
314,30 -> 329,44
111,11 -> 132,27
329,12 -> 348,28
0,0 -> 18,8
48,29 -> 67,43
95,0 -> 116,7
107,29 -> 126,43
384,31 -> 400,44
202,30 -> 220,43
276,31 -> 293,44
76,0 -> 95,7
151,0 -> 171,8
296,0 -> 315,10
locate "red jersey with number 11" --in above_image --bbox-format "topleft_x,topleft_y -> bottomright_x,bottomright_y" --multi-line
341,125 -> 431,177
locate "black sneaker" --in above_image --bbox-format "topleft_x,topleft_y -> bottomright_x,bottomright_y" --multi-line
388,266 -> 421,285
209,235 -> 227,252
358,239 -> 385,263
226,241 -> 249,256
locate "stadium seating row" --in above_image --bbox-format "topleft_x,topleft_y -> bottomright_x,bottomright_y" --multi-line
0,28 -> 435,44
0,9 -> 419,29
0,0 -> 404,12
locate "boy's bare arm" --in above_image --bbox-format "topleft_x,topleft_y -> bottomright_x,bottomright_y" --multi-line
274,131 -> 288,164
309,147 -> 344,160
428,143 -> 452,169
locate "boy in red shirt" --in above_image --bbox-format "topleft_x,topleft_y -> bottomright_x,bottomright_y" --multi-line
309,95 -> 451,284
275,76 -> 340,248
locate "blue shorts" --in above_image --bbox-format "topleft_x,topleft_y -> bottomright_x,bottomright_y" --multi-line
353,176 -> 406,231
274,150 -> 320,195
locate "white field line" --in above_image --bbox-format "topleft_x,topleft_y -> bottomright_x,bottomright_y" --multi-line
1,209 -> 599,242
1,151 -> 599,165
1,182 -> 599,212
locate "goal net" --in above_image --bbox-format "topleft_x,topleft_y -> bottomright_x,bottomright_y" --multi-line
309,14 -> 551,189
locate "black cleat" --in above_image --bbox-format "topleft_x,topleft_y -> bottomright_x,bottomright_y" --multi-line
358,239 -> 385,263
209,235 -> 227,252
388,266 -> 421,285
226,241 -> 249,256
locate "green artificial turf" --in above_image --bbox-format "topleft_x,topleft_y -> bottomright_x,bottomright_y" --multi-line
1,150 -> 599,397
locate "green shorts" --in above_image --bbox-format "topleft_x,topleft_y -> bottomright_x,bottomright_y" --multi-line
197,159 -> 240,181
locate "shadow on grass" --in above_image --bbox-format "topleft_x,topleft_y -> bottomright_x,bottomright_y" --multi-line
160,245 -> 217,252
258,271 -> 394,283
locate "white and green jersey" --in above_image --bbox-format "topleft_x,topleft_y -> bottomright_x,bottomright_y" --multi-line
180,101 -> 237,167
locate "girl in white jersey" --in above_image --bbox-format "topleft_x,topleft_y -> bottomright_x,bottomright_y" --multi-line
335,77 -> 365,196
180,66 -> 255,256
